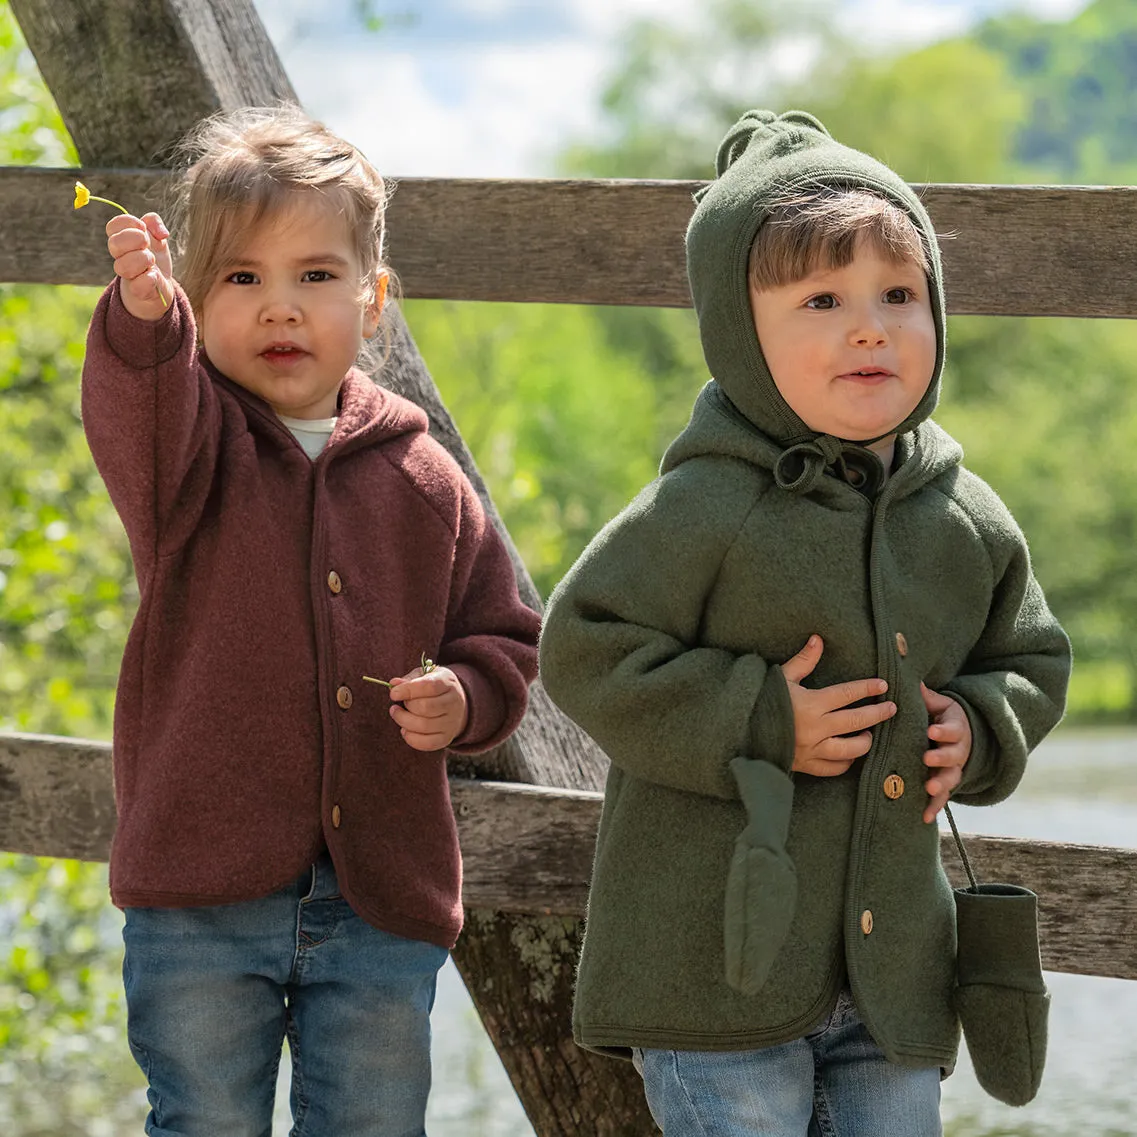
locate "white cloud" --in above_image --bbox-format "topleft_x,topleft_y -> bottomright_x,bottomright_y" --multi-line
257,0 -> 1093,178
290,40 -> 606,177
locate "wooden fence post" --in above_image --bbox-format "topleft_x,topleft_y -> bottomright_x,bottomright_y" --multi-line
9,1 -> 655,1131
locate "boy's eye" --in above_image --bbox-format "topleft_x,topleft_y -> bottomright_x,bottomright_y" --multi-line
226,271 -> 257,285
302,270 -> 334,283
805,294 -> 837,310
884,287 -> 913,304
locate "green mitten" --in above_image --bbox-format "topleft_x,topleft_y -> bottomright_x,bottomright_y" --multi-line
723,756 -> 797,996
954,883 -> 1049,1106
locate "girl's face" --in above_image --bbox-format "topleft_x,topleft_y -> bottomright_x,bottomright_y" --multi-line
200,195 -> 384,420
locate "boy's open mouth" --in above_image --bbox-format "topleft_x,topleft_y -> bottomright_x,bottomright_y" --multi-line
262,343 -> 308,364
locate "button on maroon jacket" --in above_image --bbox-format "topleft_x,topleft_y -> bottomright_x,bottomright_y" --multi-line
82,282 -> 540,949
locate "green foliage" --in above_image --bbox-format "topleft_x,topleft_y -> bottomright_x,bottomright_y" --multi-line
405,300 -> 667,598
0,858 -> 144,1132
979,0 -> 1137,183
0,11 -> 140,1132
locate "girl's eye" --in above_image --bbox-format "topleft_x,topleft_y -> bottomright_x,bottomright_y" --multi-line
884,287 -> 912,304
303,270 -> 334,283
805,294 -> 837,310
227,271 -> 257,285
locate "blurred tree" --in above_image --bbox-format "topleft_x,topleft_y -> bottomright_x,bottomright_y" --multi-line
0,6 -> 144,1132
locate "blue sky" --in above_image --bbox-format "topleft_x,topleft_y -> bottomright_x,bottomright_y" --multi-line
253,0 -> 1089,178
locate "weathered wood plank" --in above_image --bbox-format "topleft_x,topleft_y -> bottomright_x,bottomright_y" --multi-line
3,168 -> 1137,319
2,733 -> 1135,982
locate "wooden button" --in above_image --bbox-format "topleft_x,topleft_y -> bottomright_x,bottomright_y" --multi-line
895,632 -> 908,656
861,909 -> 874,935
883,774 -> 905,800
327,570 -> 342,594
336,685 -> 353,709
332,804 -> 342,828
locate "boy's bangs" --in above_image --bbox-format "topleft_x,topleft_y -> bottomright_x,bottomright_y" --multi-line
749,191 -> 930,291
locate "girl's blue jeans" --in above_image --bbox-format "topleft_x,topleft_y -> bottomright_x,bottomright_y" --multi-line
121,852 -> 448,1137
634,989 -> 943,1137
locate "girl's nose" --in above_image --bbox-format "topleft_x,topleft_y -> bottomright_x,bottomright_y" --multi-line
260,293 -> 301,324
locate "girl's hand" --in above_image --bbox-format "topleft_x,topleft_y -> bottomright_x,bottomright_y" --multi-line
782,635 -> 896,777
387,665 -> 469,751
107,212 -> 174,321
921,683 -> 973,822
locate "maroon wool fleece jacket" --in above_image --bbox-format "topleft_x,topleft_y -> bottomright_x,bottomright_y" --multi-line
81,281 -> 540,949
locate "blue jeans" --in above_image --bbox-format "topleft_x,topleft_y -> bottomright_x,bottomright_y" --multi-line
635,989 -> 942,1137
122,852 -> 448,1137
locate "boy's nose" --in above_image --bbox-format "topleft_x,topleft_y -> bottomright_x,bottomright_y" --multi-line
849,314 -> 888,347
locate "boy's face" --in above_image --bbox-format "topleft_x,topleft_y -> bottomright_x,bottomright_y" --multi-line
200,195 -> 384,420
748,239 -> 936,454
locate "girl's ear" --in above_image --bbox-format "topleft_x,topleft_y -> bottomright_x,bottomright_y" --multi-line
364,269 -> 389,338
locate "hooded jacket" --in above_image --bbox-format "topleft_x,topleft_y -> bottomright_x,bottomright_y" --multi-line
82,281 -> 540,949
539,111 -> 1070,1066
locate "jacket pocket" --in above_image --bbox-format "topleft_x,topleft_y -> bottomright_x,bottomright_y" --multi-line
723,757 -> 797,996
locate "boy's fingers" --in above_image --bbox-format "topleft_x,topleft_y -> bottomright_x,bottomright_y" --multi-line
816,676 -> 890,713
815,731 -> 873,763
823,700 -> 896,736
920,682 -> 954,716
782,634 -> 823,684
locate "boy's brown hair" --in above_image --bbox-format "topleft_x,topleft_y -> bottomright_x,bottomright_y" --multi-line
169,104 -> 393,324
748,186 -> 930,292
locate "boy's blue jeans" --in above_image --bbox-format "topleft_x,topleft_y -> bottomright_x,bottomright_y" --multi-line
121,852 -> 448,1137
634,989 -> 942,1137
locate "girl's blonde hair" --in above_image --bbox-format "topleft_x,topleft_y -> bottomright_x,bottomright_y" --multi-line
169,104 -> 395,358
749,186 -> 930,291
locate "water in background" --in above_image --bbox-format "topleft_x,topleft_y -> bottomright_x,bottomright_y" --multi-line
274,730 -> 1131,1137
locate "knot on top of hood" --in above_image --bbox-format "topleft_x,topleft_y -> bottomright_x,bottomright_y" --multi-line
774,436 -> 885,498
714,110 -> 830,177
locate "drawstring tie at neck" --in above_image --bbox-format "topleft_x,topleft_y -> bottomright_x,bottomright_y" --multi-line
774,435 -> 885,498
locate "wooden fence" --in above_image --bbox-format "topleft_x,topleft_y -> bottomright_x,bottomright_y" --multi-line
2,1 -> 1136,1135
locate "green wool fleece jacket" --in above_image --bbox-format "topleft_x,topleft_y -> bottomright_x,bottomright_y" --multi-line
539,110 -> 1071,1070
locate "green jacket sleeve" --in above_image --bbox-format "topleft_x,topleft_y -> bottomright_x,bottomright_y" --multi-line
539,462 -> 795,800
944,501 -> 1071,805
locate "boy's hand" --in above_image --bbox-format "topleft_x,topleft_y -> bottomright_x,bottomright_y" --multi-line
782,635 -> 896,777
920,683 -> 972,823
107,212 -> 174,321
387,665 -> 469,751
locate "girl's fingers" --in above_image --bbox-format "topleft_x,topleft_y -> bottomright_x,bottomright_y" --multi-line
399,729 -> 451,752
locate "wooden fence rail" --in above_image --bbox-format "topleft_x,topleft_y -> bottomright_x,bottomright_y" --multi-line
2,732 -> 1135,983
4,166 -> 1137,318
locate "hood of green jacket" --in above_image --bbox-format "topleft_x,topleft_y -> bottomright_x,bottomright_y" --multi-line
685,109 -> 947,458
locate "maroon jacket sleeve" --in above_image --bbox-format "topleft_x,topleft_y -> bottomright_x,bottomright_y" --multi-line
439,474 -> 540,753
81,281 -> 221,585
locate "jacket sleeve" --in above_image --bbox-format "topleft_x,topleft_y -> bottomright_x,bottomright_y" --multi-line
943,503 -> 1071,806
439,474 -> 541,754
539,463 -> 795,801
81,280 -> 221,585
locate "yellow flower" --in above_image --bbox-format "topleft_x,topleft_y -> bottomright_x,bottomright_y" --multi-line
73,181 -> 167,309
73,180 -> 127,214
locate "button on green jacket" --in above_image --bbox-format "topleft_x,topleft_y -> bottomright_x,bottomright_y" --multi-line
538,110 -> 1071,1070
